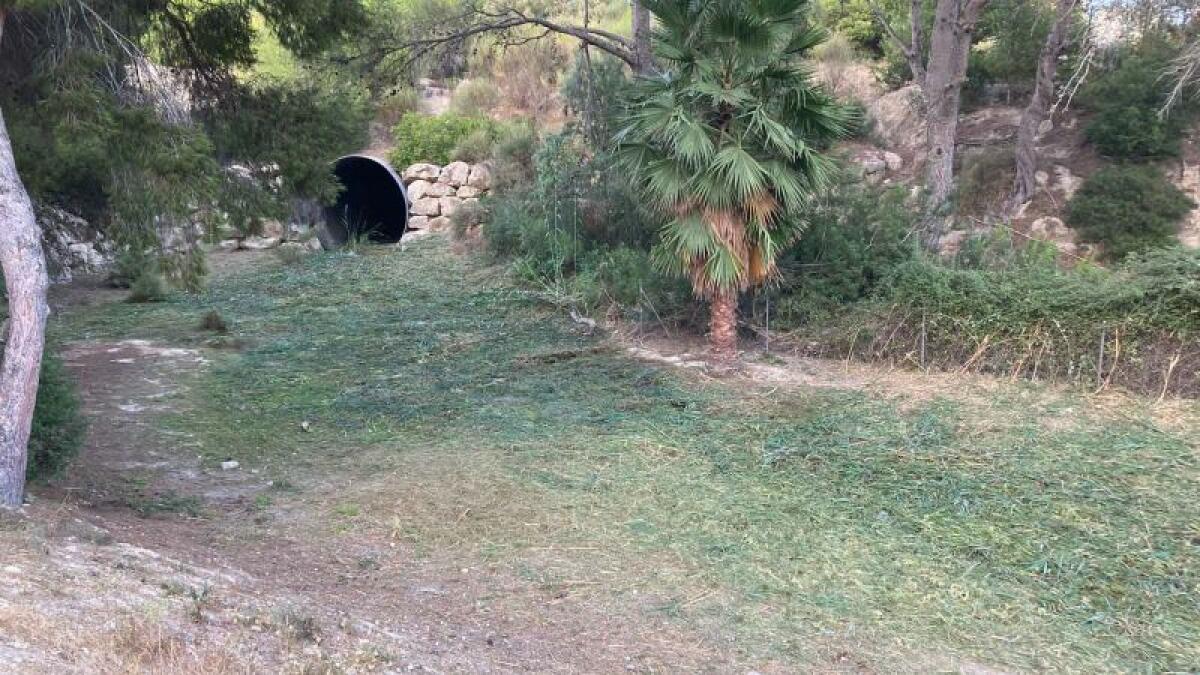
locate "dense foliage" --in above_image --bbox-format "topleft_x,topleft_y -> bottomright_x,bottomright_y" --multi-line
390,113 -> 494,168
1067,165 -> 1194,260
1080,37 -> 1192,160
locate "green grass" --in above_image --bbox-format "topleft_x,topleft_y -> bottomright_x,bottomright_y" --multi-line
53,239 -> 1200,671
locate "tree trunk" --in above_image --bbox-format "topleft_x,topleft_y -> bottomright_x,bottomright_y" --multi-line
708,288 -> 738,363
1006,0 -> 1076,216
632,1 -> 653,74
0,10 -> 51,508
919,0 -> 988,249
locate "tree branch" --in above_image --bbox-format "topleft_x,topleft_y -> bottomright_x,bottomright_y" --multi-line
356,3 -> 639,72
871,0 -> 925,86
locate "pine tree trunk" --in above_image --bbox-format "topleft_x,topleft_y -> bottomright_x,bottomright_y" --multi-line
919,0 -> 988,249
708,288 -> 738,363
0,10 -> 51,508
1006,0 -> 1076,215
631,1 -> 653,75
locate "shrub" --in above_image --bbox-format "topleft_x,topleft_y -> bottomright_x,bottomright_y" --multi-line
199,310 -> 229,333
128,270 -> 169,303
489,121 -> 539,193
450,127 -> 496,163
390,113 -> 493,168
451,79 -> 501,117
572,247 -> 691,317
1066,165 -> 1193,259
766,180 -> 916,326
1079,36 -> 1190,160
27,353 -> 86,482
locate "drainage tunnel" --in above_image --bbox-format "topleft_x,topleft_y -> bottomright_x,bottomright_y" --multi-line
320,155 -> 410,246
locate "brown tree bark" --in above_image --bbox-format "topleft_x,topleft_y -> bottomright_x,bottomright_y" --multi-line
708,288 -> 738,363
921,0 -> 988,249
1005,0 -> 1077,216
632,0 -> 653,74
0,10 -> 51,508
876,0 -> 988,250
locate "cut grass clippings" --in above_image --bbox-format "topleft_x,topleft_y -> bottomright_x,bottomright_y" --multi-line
52,237 -> 1200,672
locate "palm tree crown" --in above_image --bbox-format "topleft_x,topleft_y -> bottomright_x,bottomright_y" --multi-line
615,0 -> 850,354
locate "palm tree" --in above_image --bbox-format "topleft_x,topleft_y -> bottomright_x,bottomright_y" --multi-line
615,0 -> 849,362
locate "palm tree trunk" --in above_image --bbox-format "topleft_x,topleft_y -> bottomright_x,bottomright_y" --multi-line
0,9 -> 51,508
708,288 -> 738,363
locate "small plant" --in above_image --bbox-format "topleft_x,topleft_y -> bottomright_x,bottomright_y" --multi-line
489,121 -> 538,193
127,270 -> 169,303
1066,165 -> 1194,259
199,310 -> 229,333
27,353 -> 86,482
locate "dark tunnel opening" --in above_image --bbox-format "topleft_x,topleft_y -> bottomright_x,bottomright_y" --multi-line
320,155 -> 410,247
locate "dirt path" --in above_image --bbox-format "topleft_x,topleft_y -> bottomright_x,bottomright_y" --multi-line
4,269 -> 757,673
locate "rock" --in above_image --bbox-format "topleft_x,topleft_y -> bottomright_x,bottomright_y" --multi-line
467,163 -> 493,190
882,151 -> 903,172
260,219 -> 285,239
439,161 -> 472,187
1035,170 -> 1049,187
866,84 -> 924,152
407,215 -> 432,230
37,205 -> 114,282
218,239 -> 240,251
424,182 -> 456,198
1029,216 -> 1069,240
438,196 -> 464,218
221,460 -> 239,470
402,163 -> 441,183
411,198 -> 441,217
859,155 -> 887,175
240,235 -> 281,250
286,221 -> 312,241
1052,165 -> 1082,200
427,216 -> 453,232
407,179 -> 434,201
306,238 -> 324,252
456,185 -> 484,199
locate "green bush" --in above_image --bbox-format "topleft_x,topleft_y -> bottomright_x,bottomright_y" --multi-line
956,147 -> 1015,216
1066,165 -> 1193,259
390,113 -> 493,168
766,180 -> 917,326
128,270 -> 169,303
1080,36 -> 1190,160
489,121 -> 539,193
27,354 -> 86,482
572,247 -> 691,316
450,127 -> 497,163
1085,106 -> 1177,160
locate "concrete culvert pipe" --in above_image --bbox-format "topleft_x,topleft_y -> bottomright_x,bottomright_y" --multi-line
318,155 -> 410,248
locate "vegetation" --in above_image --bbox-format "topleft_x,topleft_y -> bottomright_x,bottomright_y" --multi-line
615,0 -> 849,358
26,353 -> 85,482
390,112 -> 495,168
1067,165 -> 1194,260
1080,38 -> 1192,161
52,238 -> 1200,672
